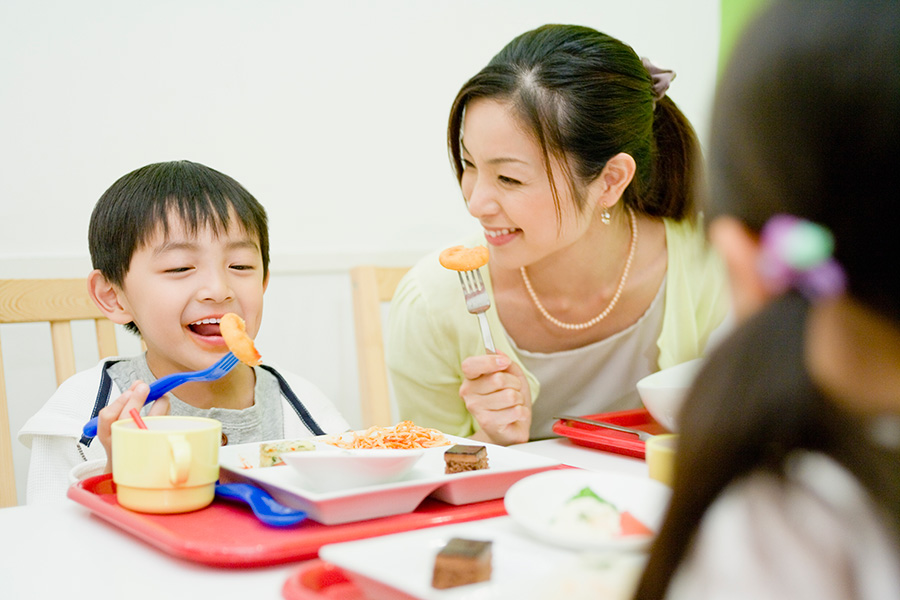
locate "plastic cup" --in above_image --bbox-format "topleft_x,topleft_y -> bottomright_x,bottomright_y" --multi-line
645,433 -> 679,487
111,416 -> 221,513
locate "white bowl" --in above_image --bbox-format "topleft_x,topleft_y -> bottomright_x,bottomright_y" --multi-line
281,448 -> 425,492
636,358 -> 703,432
504,470 -> 671,552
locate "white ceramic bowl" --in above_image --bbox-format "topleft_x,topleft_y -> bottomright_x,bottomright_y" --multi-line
504,470 -> 671,552
281,448 -> 425,492
636,358 -> 703,432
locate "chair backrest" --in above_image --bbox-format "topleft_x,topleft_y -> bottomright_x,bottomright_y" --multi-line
0,278 -> 119,508
349,266 -> 410,428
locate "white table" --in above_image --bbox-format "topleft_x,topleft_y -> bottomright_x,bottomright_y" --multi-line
0,438 -> 646,600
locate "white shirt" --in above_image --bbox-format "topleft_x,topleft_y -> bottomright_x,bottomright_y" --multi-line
667,452 -> 900,599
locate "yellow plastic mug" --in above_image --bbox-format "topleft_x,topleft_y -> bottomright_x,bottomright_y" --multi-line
111,416 -> 221,513
645,433 -> 679,487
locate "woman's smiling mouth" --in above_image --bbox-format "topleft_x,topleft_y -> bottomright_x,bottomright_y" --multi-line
484,227 -> 520,245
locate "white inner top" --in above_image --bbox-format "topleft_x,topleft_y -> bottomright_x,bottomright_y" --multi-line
508,277 -> 666,439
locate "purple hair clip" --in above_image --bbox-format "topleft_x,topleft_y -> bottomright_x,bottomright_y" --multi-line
757,214 -> 846,300
641,57 -> 675,104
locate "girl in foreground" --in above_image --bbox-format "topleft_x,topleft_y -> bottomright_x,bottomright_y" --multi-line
636,1 -> 900,598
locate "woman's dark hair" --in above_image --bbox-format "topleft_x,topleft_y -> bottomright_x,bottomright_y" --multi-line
635,1 -> 900,597
88,160 -> 269,334
447,24 -> 700,224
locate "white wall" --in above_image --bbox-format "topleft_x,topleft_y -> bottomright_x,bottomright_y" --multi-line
0,0 -> 719,504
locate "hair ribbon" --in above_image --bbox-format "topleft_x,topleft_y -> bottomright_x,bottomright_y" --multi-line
641,57 -> 675,104
757,214 -> 846,300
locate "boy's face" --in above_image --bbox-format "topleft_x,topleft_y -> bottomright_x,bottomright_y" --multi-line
115,213 -> 267,376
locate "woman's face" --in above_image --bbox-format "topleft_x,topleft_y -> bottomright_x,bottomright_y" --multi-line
459,98 -> 598,269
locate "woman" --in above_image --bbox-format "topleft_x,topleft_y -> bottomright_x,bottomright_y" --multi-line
387,24 -> 729,444
635,1 -> 900,598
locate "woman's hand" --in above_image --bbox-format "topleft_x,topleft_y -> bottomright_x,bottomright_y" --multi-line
97,381 -> 170,474
459,352 -> 532,446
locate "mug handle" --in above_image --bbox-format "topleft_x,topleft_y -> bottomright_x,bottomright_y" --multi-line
168,434 -> 191,485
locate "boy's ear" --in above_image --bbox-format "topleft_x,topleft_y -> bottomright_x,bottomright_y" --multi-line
708,216 -> 773,320
588,152 -> 637,210
87,269 -> 135,325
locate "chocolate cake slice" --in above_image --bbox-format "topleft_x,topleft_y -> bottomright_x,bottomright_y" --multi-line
431,537 -> 492,589
443,444 -> 489,474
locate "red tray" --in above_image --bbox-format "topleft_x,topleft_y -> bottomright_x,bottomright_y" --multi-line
68,474 -> 507,568
281,560 -> 364,600
551,408 -> 668,459
282,560 -> 414,600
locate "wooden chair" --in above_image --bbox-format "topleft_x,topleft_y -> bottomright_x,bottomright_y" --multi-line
349,266 -> 410,428
0,278 -> 119,507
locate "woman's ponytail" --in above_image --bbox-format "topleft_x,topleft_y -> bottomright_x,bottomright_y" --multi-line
633,95 -> 701,221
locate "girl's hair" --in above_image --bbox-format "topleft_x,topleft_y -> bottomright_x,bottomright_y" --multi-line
88,160 -> 269,333
635,294 -> 900,599
636,2 -> 900,596
708,0 -> 900,322
447,24 -> 700,223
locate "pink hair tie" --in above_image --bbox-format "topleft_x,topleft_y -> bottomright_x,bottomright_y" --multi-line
757,214 -> 846,300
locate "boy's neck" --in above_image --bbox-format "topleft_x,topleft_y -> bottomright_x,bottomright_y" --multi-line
182,366 -> 257,410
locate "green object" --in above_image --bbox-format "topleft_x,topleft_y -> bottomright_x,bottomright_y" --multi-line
784,222 -> 835,269
568,486 -> 613,506
719,0 -> 771,75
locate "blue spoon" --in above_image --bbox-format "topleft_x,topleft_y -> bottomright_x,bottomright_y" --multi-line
214,482 -> 307,527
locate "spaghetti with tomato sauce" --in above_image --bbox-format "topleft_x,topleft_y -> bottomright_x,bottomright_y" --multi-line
324,421 -> 451,450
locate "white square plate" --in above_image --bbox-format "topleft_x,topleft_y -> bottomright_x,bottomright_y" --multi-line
319,517 -> 648,600
218,435 -> 560,524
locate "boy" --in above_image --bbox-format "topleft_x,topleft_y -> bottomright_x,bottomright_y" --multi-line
18,160 -> 349,504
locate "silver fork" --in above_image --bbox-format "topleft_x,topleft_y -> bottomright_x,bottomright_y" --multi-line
457,268 -> 496,353
554,415 -> 655,441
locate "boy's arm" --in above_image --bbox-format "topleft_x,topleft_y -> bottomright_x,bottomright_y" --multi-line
23,382 -> 168,503
17,360 -> 114,504
25,434 -> 90,504
96,382 -> 169,474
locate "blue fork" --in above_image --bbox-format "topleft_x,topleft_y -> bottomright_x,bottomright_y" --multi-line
81,352 -> 240,437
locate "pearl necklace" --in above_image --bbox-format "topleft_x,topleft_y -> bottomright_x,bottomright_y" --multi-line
520,207 -> 638,331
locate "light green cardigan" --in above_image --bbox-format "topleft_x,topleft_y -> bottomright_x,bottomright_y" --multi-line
385,218 -> 729,437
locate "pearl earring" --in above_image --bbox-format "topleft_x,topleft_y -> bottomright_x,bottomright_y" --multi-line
600,205 -> 611,225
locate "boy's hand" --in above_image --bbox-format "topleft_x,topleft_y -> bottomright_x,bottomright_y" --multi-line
459,352 -> 532,446
97,381 -> 170,474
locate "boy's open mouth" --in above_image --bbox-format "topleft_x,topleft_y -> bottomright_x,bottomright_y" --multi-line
189,317 -> 222,337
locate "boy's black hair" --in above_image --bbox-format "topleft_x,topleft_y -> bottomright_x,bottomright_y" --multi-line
88,160 -> 269,333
